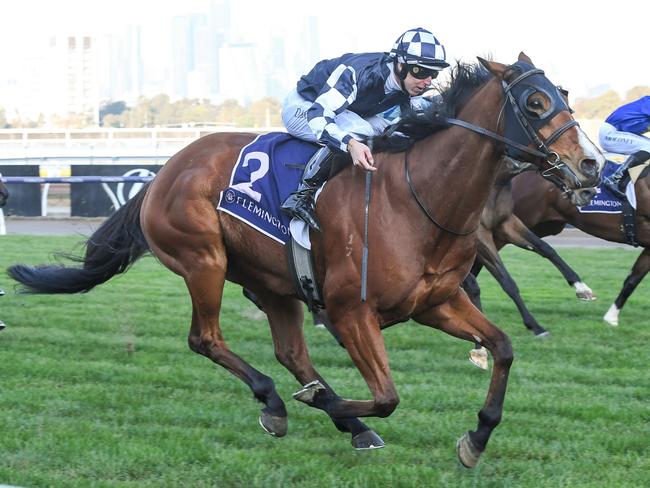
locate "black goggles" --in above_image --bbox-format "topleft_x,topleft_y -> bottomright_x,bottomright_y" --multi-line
407,65 -> 439,80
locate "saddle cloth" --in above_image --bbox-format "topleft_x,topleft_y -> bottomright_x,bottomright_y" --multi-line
217,132 -> 320,244
577,160 -> 637,213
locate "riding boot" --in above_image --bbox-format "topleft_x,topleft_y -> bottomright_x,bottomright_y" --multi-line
281,146 -> 334,232
603,163 -> 628,199
604,150 -> 650,199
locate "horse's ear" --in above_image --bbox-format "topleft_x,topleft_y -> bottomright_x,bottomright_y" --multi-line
477,57 -> 507,78
518,52 -> 533,64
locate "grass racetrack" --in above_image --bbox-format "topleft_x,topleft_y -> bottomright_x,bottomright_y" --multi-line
0,235 -> 648,487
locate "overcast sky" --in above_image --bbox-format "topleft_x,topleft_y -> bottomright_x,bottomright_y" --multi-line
1,0 -> 648,100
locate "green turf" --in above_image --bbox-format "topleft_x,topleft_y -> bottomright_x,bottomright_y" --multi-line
0,236 -> 648,487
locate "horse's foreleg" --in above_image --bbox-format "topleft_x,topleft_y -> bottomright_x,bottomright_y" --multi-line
605,247 -> 650,326
478,230 -> 548,336
498,217 -> 595,300
413,290 -> 513,468
184,265 -> 288,437
293,305 -> 399,420
259,292 -> 384,449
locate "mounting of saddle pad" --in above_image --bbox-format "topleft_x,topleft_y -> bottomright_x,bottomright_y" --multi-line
217,133 -> 320,243
577,160 -> 629,214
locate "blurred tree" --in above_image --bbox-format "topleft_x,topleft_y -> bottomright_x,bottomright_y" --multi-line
216,99 -> 246,126
573,90 -> 621,119
99,101 -> 127,126
249,97 -> 282,127
49,112 -> 93,128
624,86 -> 650,103
88,95 -> 285,128
174,98 -> 219,125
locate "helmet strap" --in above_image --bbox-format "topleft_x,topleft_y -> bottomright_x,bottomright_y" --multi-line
394,60 -> 409,93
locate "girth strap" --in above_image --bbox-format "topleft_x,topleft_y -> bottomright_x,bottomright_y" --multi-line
621,199 -> 640,247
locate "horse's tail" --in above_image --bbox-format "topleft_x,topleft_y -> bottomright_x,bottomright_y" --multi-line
8,182 -> 151,294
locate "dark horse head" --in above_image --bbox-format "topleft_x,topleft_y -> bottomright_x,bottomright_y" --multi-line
481,53 -> 603,190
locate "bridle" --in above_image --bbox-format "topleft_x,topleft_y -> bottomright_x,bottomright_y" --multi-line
405,61 -> 581,236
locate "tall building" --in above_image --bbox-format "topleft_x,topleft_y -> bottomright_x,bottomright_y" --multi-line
171,13 -> 221,99
62,35 -> 99,123
218,42 -> 264,104
3,34 -> 100,125
105,25 -> 144,103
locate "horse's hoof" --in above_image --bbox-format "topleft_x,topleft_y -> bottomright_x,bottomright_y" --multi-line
0,288 -> 5,296
577,293 -> 597,301
469,347 -> 489,370
258,412 -> 287,438
352,430 -> 385,450
292,380 -> 326,404
603,304 -> 619,327
456,432 -> 482,468
574,282 -> 596,301
534,330 -> 550,338
0,321 -> 5,331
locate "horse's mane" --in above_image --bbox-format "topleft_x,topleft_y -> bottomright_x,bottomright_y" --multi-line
373,61 -> 492,153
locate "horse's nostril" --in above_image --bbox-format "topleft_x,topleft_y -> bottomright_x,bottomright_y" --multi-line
580,158 -> 598,175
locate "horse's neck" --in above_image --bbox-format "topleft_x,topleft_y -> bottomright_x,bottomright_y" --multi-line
413,81 -> 505,230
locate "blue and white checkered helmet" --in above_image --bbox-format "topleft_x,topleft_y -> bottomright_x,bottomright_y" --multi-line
390,27 -> 449,69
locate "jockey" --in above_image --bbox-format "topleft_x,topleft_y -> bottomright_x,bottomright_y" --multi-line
281,27 -> 450,231
599,96 -> 650,198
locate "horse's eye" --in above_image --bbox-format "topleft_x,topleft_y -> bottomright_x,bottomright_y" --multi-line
525,94 -> 546,114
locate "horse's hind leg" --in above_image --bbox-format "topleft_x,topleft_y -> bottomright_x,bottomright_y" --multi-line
413,290 -> 513,468
497,217 -> 595,301
0,289 -> 5,330
605,247 -> 650,326
257,291 -> 384,449
462,270 -> 482,310
478,229 -> 548,336
185,265 -> 288,437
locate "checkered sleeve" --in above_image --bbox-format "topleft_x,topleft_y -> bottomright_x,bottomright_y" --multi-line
306,64 -> 358,152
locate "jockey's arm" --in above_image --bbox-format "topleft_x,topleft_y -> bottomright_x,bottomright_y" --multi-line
306,64 -> 375,170
306,64 -> 357,153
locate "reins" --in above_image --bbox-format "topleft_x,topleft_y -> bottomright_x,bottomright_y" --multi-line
404,148 -> 478,236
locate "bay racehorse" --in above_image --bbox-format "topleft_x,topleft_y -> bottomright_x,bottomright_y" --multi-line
7,54 -> 601,467
511,162 -> 650,327
465,158 -> 596,337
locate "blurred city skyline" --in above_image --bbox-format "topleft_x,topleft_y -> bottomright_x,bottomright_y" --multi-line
0,0 -> 647,125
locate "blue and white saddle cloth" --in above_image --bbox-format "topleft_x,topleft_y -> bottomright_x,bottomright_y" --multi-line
217,132 -> 320,244
577,160 -> 636,213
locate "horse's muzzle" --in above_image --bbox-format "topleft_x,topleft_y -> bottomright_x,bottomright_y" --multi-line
579,158 -> 601,187
570,187 -> 597,206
